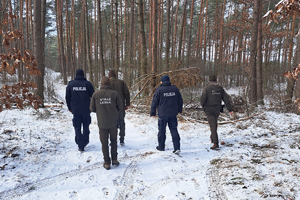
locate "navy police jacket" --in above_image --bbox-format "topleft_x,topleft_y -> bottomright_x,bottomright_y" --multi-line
65,75 -> 94,115
150,81 -> 183,118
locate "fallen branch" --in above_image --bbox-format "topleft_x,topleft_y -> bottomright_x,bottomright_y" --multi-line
181,111 -> 265,124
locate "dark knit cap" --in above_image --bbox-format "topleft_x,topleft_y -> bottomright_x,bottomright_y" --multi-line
108,70 -> 117,78
209,75 -> 217,82
161,75 -> 170,82
101,76 -> 111,86
76,69 -> 84,76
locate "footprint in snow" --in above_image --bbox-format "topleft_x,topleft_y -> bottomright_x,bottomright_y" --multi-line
113,176 -> 121,186
102,187 -> 109,196
69,190 -> 78,199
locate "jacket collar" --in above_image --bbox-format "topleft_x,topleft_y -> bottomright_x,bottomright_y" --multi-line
74,75 -> 86,81
100,85 -> 112,90
161,81 -> 171,86
209,81 -> 218,85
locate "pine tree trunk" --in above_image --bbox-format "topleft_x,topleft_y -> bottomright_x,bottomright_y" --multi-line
19,0 -> 24,81
178,0 -> 187,66
172,0 -> 180,58
84,0 -> 93,83
56,0 -> 67,84
34,0 -> 44,103
249,0 -> 259,105
137,0 -> 149,96
186,0 -> 195,68
196,0 -> 204,58
285,12 -> 297,104
114,0 -> 120,78
203,0 -> 208,66
71,0 -> 76,78
165,0 -> 171,71
151,0 -> 158,91
97,0 -> 105,77
256,1 -> 263,105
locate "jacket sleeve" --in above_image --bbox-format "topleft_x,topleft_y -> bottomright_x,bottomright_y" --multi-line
222,90 -> 233,112
88,82 -> 95,98
200,88 -> 208,107
116,92 -> 123,111
65,84 -> 71,111
177,89 -> 183,113
123,82 -> 130,107
89,94 -> 96,113
150,89 -> 159,116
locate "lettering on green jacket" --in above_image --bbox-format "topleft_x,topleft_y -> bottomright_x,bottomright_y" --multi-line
212,90 -> 220,95
100,98 -> 111,104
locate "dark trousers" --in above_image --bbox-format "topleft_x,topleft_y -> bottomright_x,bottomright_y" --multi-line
157,117 -> 180,151
73,114 -> 91,149
99,127 -> 118,164
118,111 -> 126,142
206,112 -> 220,144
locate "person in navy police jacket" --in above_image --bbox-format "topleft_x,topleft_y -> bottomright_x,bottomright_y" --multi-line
66,69 -> 95,152
150,75 -> 183,154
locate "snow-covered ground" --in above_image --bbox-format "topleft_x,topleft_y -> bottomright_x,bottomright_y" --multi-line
1,71 -> 300,200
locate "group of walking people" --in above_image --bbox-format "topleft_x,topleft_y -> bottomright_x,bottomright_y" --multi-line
66,69 -> 233,170
66,69 -> 130,170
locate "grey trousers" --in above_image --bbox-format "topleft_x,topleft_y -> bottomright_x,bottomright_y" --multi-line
206,112 -> 220,144
99,127 -> 118,164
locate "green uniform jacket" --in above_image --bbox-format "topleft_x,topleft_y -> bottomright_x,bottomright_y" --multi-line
90,85 -> 123,129
200,82 -> 233,115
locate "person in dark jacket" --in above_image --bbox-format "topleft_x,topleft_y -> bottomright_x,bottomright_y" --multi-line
200,75 -> 233,150
150,75 -> 183,154
90,76 -> 122,170
65,69 -> 94,152
108,70 -> 130,146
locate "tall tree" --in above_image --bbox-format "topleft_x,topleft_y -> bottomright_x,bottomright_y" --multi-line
178,0 -> 187,65
286,12 -> 297,104
186,0 -> 195,68
249,0 -> 259,105
256,1 -> 263,105
56,0 -> 67,84
114,0 -> 120,77
34,0 -> 45,103
165,0 -> 171,71
97,0 -> 105,77
137,0 -> 148,96
84,0 -> 93,84
151,0 -> 158,91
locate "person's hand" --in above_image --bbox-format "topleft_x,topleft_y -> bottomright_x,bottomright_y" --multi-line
125,106 -> 130,110
151,115 -> 156,117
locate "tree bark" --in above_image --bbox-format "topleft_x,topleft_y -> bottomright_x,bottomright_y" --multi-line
256,1 -> 263,105
84,0 -> 93,84
97,0 -> 105,77
34,0 -> 45,103
186,0 -> 195,68
56,0 -> 67,84
137,0 -> 148,96
178,0 -> 187,65
165,0 -> 171,71
172,0 -> 180,58
114,0 -> 120,78
249,0 -> 259,105
151,0 -> 158,91
285,12 -> 297,104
